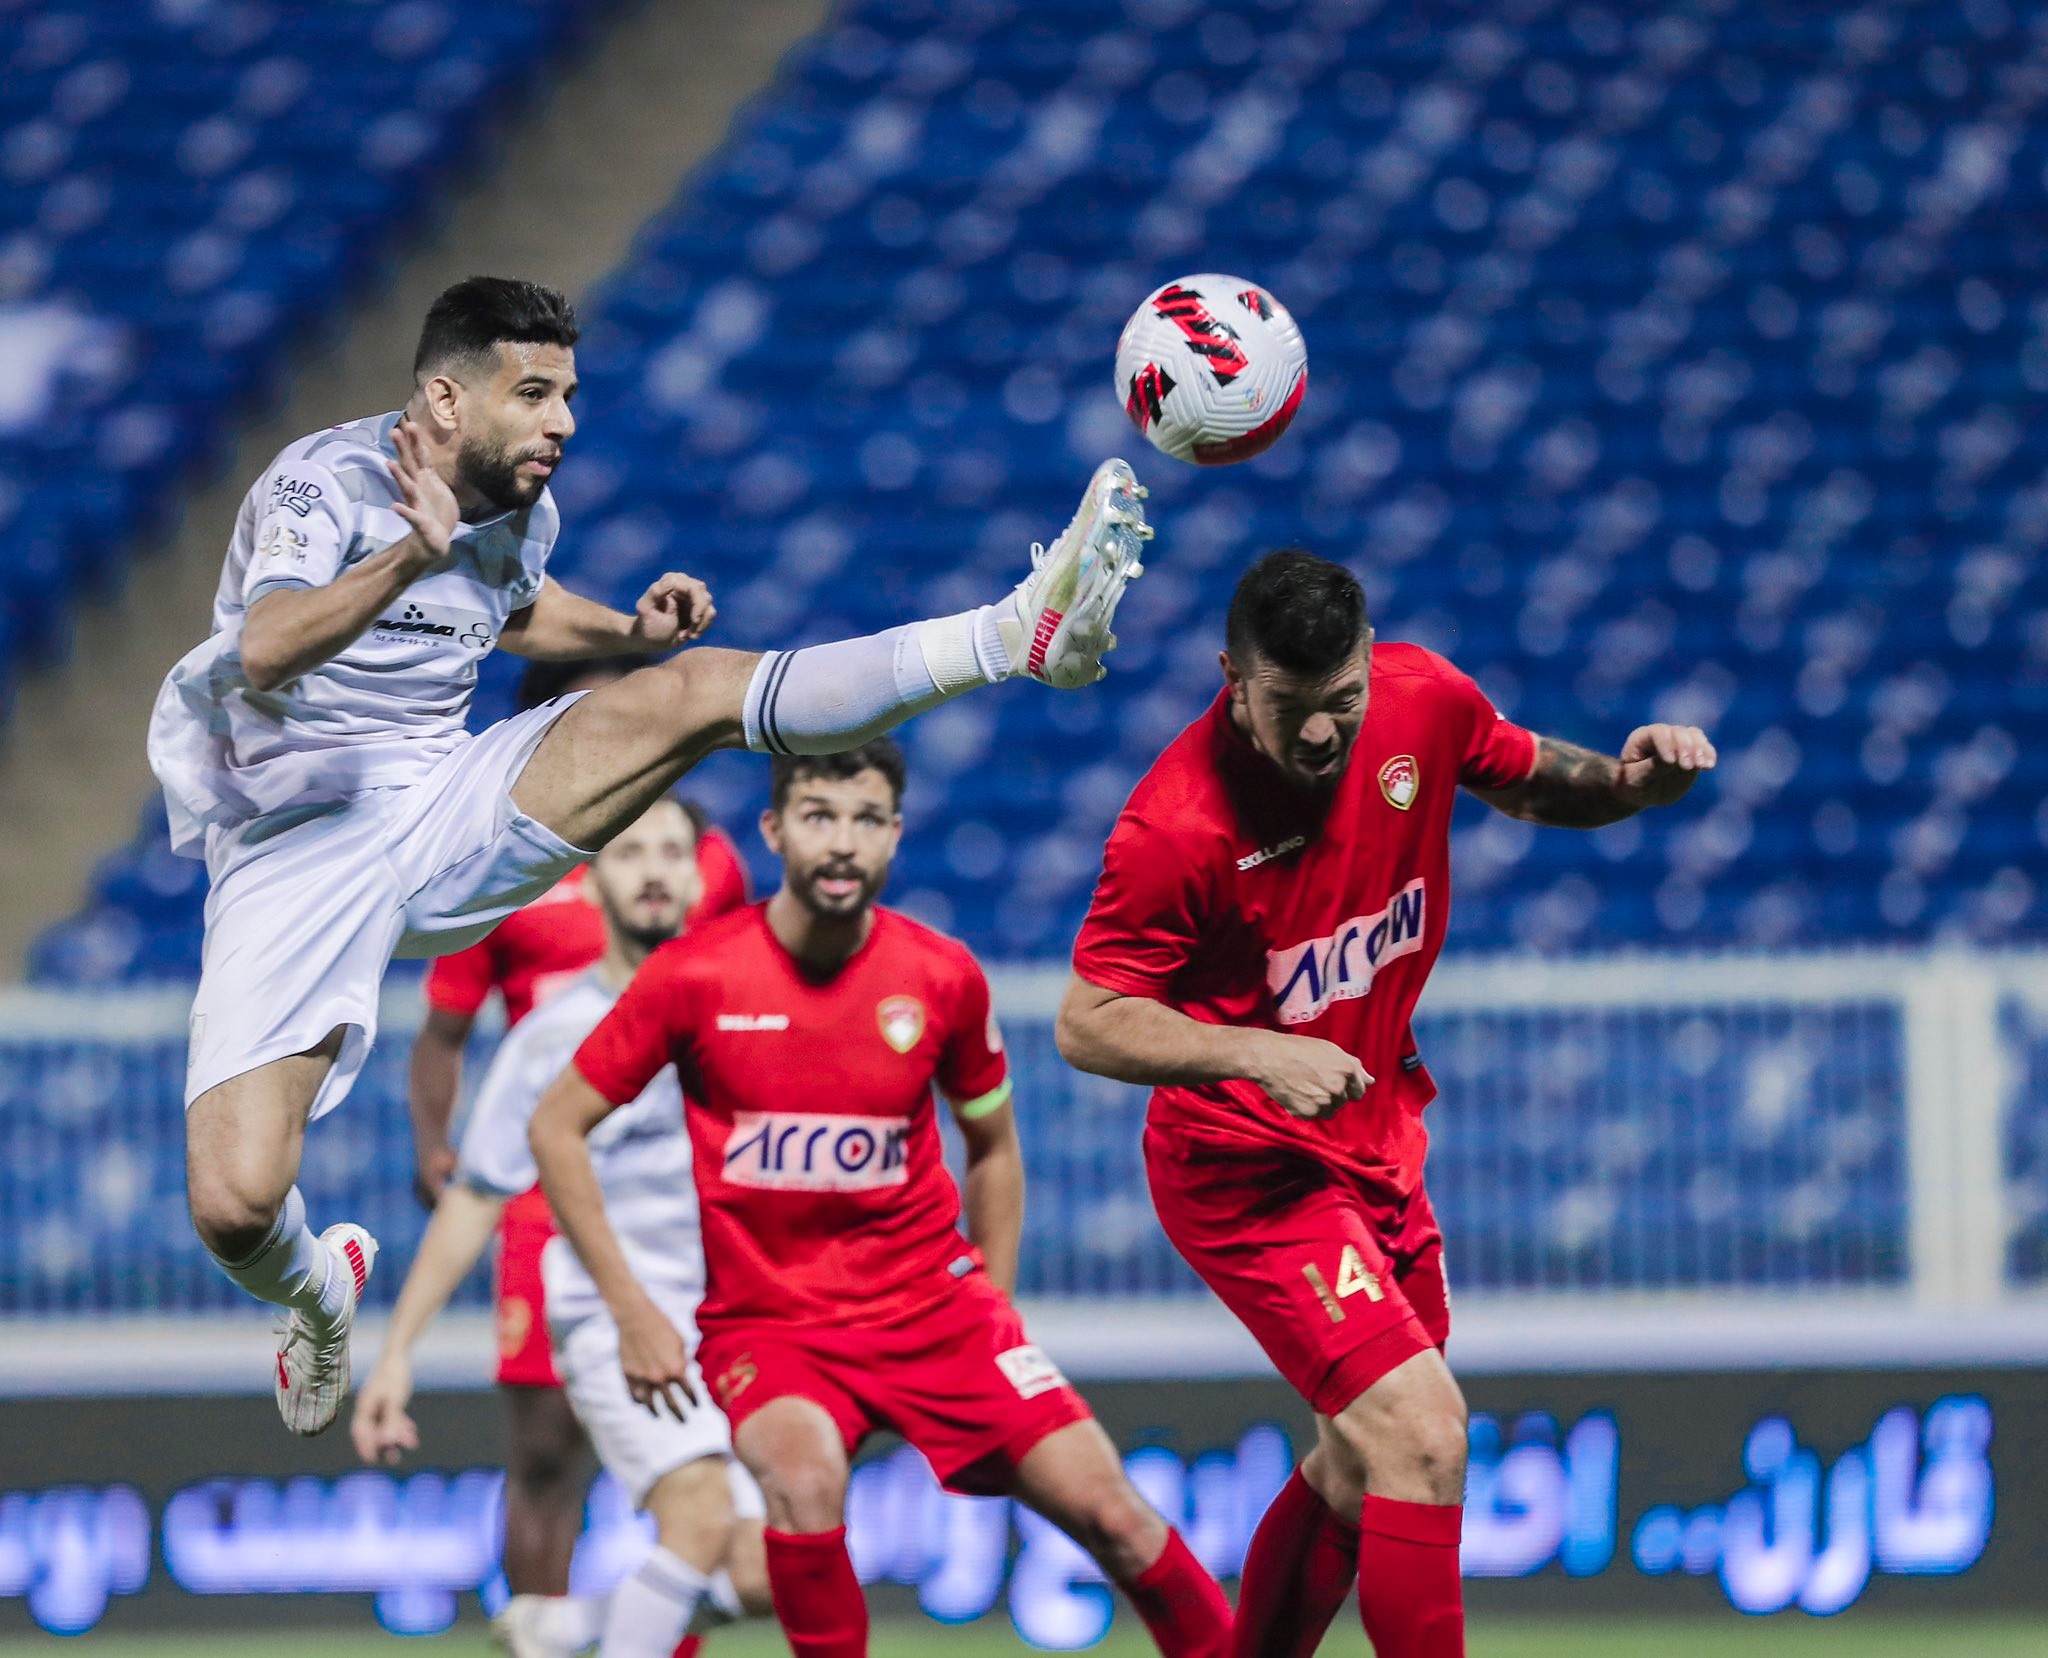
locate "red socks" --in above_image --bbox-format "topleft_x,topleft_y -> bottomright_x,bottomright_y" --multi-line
764,1526 -> 868,1658
1355,1496 -> 1465,1657
1119,1527 -> 1233,1657
670,1640 -> 702,1658
1230,1468 -> 1361,1657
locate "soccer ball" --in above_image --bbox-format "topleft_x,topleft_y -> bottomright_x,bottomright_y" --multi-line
1114,273 -> 1307,465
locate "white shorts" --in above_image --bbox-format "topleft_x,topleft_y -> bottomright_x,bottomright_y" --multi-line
557,1308 -> 765,1516
185,696 -> 588,1117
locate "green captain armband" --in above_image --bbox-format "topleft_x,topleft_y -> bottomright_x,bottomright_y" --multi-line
952,1078 -> 1013,1121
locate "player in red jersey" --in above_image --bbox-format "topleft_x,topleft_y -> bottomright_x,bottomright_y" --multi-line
529,739 -> 1232,1658
405,654 -> 752,1604
1058,551 -> 1717,1658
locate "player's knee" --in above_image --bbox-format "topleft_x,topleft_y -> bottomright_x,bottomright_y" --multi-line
185,1169 -> 283,1263
508,1433 -> 582,1500
1064,1474 -> 1168,1579
650,1459 -> 735,1566
1332,1376 -> 1466,1488
758,1458 -> 847,1533
1406,1404 -> 1469,1497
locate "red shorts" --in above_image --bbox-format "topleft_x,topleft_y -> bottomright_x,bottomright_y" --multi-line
1144,1125 -> 1448,1418
697,1271 -> 1094,1496
494,1186 -> 561,1390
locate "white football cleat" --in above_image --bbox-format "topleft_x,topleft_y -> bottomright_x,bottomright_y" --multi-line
491,1595 -> 585,1658
1004,458 -> 1153,689
274,1222 -> 376,1436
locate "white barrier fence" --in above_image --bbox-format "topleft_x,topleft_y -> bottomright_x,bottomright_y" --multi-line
1,946 -> 2044,1388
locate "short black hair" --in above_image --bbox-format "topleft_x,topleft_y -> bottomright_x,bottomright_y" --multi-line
414,276 -> 579,378
515,653 -> 657,711
1225,549 -> 1371,677
769,739 -> 908,813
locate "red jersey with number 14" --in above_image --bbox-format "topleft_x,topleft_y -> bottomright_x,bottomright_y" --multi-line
574,904 -> 1011,1331
1071,643 -> 1537,1197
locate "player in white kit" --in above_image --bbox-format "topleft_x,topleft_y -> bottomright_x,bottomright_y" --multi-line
352,795 -> 769,1658
148,276 -> 1153,1434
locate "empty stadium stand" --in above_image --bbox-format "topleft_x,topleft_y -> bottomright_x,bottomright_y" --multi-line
28,0 -> 2048,983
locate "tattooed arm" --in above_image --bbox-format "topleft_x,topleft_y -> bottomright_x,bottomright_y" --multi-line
1468,724 -> 1717,828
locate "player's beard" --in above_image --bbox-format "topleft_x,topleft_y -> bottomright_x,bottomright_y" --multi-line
457,429 -> 555,513
795,859 -> 884,920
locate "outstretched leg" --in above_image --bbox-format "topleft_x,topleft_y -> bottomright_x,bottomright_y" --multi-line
511,461 -> 1150,852
1009,1419 -> 1231,1658
185,1030 -> 379,1435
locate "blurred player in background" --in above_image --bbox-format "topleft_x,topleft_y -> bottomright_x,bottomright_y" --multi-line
1057,551 -> 1717,1658
405,654 -> 749,1605
149,271 -> 1152,1434
529,740 -> 1231,1658
355,794 -> 770,1658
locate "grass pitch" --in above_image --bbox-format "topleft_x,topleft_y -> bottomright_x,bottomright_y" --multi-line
1,1616 -> 2041,1655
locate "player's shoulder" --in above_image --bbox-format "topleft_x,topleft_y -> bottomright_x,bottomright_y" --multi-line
875,906 -> 986,983
262,414 -> 402,514
1370,639 -> 1472,688
637,905 -> 762,989
515,974 -> 611,1043
1113,705 -> 1238,856
682,902 -> 765,955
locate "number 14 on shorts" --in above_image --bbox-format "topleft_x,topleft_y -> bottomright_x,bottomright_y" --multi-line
1302,1245 -> 1383,1323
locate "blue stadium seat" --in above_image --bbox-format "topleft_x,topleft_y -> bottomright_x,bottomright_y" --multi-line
0,0 -> 622,721
31,0 -> 2048,986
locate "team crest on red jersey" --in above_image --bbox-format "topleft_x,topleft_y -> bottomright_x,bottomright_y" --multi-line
1378,754 -> 1419,811
877,996 -> 927,1054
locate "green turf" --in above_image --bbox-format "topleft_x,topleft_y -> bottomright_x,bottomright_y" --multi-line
2,1618 -> 2042,1656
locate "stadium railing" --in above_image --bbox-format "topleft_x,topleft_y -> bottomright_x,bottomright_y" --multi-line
2,947 -> 2044,1393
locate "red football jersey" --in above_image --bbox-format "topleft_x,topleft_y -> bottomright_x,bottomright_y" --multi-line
424,827 -> 751,1025
573,905 -> 1012,1329
1071,643 -> 1537,1196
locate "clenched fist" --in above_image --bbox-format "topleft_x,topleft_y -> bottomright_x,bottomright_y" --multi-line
1248,1030 -> 1372,1120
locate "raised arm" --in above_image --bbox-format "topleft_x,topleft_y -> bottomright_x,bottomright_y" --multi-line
1055,975 -> 1368,1120
1467,724 -> 1716,829
529,1065 -> 697,1418
241,422 -> 456,692
497,572 -> 717,661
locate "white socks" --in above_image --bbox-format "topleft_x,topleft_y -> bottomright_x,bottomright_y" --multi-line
210,1186 -> 350,1324
529,1594 -> 606,1650
600,1546 -> 710,1657
742,605 -> 1016,756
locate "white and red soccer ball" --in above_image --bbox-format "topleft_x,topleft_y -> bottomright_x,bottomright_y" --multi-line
1114,273 -> 1307,465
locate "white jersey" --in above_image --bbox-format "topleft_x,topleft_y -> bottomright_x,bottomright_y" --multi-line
456,972 -> 701,1326
147,411 -> 558,856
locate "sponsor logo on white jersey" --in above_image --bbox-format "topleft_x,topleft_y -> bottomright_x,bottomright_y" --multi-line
717,1013 -> 791,1031
269,474 -> 324,518
723,1111 -> 911,1192
1237,834 -> 1305,872
1266,878 -> 1427,1026
369,601 -> 496,651
996,1343 -> 1068,1400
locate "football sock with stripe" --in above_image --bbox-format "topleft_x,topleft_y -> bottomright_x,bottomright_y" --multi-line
1116,1527 -> 1233,1658
208,1185 -> 352,1325
764,1526 -> 868,1658
1355,1496 -> 1466,1658
741,606 -> 1014,757
599,1546 -> 707,1658
1230,1467 -> 1361,1658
